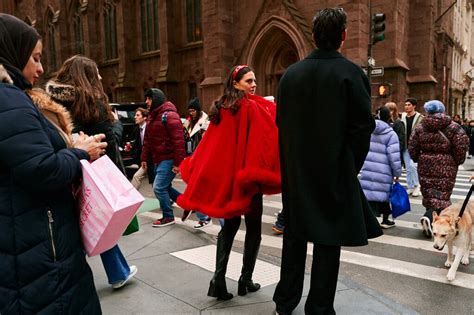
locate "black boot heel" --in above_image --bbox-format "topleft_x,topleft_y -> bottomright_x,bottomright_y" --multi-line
238,276 -> 261,296
208,279 -> 233,300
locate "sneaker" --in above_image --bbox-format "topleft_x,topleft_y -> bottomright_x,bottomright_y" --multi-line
181,210 -> 193,222
380,220 -> 395,229
407,188 -> 414,195
152,217 -> 175,227
272,223 -> 284,234
420,216 -> 432,238
412,186 -> 421,197
112,265 -> 137,289
194,218 -> 212,229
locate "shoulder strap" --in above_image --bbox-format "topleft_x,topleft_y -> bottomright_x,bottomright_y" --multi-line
438,130 -> 450,146
161,111 -> 169,125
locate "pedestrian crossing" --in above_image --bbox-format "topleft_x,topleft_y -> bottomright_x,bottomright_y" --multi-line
161,170 -> 474,291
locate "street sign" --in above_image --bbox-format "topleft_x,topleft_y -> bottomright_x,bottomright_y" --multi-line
362,66 -> 384,77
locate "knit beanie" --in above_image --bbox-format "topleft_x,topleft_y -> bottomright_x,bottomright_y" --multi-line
188,97 -> 201,111
376,106 -> 391,123
423,100 -> 445,114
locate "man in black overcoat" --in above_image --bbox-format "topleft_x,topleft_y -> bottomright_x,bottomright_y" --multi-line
273,7 -> 383,315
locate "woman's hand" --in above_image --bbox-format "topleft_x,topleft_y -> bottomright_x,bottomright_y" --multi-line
172,166 -> 180,174
73,132 -> 107,161
470,174 -> 474,182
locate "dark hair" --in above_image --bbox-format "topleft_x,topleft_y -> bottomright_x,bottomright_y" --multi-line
55,55 -> 112,123
405,98 -> 418,106
312,8 -> 347,50
135,107 -> 149,118
209,65 -> 252,124
376,106 -> 391,123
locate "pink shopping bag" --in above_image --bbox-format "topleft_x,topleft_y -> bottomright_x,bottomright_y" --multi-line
78,155 -> 144,256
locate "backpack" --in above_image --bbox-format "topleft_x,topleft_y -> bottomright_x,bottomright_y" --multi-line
161,111 -> 193,156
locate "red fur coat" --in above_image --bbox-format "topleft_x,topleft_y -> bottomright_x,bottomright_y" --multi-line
177,94 -> 281,218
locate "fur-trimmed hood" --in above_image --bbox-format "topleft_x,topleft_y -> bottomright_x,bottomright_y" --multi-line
27,88 -> 74,147
45,80 -> 76,104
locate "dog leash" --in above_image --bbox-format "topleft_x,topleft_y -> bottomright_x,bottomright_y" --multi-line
458,184 -> 474,219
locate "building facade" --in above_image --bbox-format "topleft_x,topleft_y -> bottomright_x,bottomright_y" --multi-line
0,0 -> 463,115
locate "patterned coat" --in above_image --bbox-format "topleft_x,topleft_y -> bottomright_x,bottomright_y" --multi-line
360,120 -> 402,202
409,114 -> 469,209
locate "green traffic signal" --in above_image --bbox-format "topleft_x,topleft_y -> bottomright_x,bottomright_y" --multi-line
372,13 -> 386,45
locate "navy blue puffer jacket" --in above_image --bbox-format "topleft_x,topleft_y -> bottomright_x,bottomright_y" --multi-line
0,81 -> 101,314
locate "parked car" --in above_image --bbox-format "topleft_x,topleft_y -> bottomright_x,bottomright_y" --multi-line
110,102 -> 146,168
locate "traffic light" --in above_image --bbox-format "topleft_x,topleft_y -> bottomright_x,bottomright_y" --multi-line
377,83 -> 391,97
371,13 -> 386,45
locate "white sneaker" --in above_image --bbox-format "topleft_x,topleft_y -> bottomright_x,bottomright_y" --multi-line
407,188 -> 414,195
412,186 -> 421,197
112,265 -> 137,289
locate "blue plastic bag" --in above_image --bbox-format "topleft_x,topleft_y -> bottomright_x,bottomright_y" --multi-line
390,182 -> 411,218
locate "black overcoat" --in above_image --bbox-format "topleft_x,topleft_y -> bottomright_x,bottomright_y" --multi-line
277,49 -> 383,246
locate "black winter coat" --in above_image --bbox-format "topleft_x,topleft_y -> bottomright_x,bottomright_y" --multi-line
277,49 -> 383,246
0,82 -> 101,314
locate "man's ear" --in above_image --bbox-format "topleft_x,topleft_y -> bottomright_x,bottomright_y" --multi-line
341,29 -> 347,42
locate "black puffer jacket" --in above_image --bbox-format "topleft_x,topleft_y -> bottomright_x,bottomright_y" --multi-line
0,79 -> 101,313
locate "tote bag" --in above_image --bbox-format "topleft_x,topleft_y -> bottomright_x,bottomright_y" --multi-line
390,182 -> 411,218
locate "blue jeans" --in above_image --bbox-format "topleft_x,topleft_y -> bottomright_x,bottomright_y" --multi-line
100,245 -> 130,284
402,149 -> 419,189
153,159 -> 181,218
196,211 -> 209,221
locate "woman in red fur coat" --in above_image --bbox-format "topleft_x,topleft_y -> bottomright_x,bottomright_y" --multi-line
177,65 -> 281,300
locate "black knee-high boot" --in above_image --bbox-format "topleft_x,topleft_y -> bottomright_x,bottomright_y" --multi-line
207,229 -> 235,300
238,237 -> 261,296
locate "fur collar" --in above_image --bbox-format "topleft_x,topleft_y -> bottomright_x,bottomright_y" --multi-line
45,80 -> 77,102
28,88 -> 74,147
0,64 -> 13,84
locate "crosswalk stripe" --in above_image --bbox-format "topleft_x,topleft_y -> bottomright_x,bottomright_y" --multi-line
139,210 -> 474,289
340,251 -> 474,290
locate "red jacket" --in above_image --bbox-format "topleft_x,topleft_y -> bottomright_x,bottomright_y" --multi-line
177,94 -> 281,218
141,101 -> 186,166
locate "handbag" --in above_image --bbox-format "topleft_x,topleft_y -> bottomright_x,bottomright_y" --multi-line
389,182 -> 411,218
123,215 -> 139,235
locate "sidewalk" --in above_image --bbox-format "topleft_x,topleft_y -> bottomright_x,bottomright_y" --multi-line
87,211 -> 419,314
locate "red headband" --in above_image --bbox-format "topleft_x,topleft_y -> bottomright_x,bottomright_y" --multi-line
232,64 -> 249,80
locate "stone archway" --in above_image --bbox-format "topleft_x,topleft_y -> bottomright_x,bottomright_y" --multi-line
246,17 -> 309,98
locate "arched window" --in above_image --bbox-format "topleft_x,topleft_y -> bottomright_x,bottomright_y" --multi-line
104,1 -> 118,60
186,0 -> 202,43
140,0 -> 159,52
74,2 -> 85,55
46,8 -> 58,71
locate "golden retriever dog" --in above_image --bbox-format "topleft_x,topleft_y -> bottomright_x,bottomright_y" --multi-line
432,202 -> 474,281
